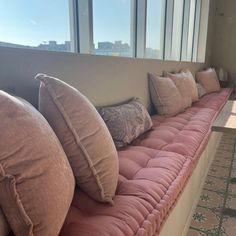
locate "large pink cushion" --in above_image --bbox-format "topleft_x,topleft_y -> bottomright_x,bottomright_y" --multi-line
36,74 -> 119,204
0,91 -> 75,236
196,68 -> 220,94
166,72 -> 192,109
181,69 -> 199,102
60,147 -> 192,236
149,73 -> 183,117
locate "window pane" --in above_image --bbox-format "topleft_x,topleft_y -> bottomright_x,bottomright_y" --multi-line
145,0 -> 165,59
92,0 -> 132,57
0,0 -> 72,52
171,0 -> 184,60
186,0 -> 196,61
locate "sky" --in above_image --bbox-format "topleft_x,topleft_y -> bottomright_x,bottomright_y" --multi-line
0,0 -> 70,46
0,0 -> 162,50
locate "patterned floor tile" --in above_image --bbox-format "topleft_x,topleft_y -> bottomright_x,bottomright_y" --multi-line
230,168 -> 236,177
208,165 -> 230,179
187,228 -> 205,236
187,134 -> 236,236
225,195 -> 236,209
220,138 -> 235,145
232,160 -> 236,169
190,206 -> 220,234
221,216 -> 236,236
213,157 -> 231,168
218,143 -> 235,152
203,176 -> 227,193
198,189 -> 224,209
228,183 -> 236,196
215,150 -> 233,160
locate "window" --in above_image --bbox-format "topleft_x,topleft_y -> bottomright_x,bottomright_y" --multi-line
145,0 -> 166,59
165,0 -> 184,61
181,0 -> 196,61
0,0 -> 72,52
171,0 -> 184,60
0,0 -> 209,62
92,0 -> 132,57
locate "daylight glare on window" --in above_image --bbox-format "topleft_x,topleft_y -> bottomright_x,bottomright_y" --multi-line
0,0 -> 71,52
92,0 -> 132,57
145,0 -> 165,59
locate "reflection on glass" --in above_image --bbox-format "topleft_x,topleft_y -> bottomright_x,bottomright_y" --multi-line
93,0 -> 131,57
171,0 -> 184,60
0,0 -> 71,52
145,0 -> 165,59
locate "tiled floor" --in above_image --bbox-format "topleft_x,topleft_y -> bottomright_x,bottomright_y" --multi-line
187,133 -> 236,236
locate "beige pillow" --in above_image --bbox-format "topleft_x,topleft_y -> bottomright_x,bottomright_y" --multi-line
0,209 -> 10,236
0,91 -> 74,236
166,72 -> 192,109
196,68 -> 220,93
148,73 -> 183,117
99,98 -> 153,149
36,74 -> 119,204
180,69 -> 199,102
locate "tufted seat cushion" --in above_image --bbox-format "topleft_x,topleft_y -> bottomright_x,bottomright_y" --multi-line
60,88 -> 232,236
133,89 -> 232,163
60,146 -> 192,236
193,88 -> 232,111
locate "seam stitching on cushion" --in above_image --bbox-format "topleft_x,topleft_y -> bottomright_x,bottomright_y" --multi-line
40,79 -> 107,202
0,172 -> 33,235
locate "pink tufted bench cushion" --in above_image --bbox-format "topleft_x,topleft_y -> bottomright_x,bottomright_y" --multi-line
60,147 -> 191,236
133,88 -> 232,164
60,88 -> 232,236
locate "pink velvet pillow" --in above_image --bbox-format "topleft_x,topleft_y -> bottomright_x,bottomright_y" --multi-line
0,209 -> 10,236
180,69 -> 199,102
36,74 -> 119,204
196,68 -> 220,94
149,73 -> 183,117
0,91 -> 75,236
166,72 -> 192,109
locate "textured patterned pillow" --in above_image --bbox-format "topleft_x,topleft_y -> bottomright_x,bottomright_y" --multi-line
99,98 -> 153,149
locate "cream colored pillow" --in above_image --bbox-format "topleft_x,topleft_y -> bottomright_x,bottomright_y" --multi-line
180,69 -> 199,102
0,91 -> 74,236
36,74 -> 119,204
149,73 -> 183,117
166,72 -> 192,109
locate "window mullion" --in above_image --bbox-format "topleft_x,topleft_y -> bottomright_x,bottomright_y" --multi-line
192,0 -> 201,62
69,0 -> 79,53
164,0 -> 174,60
77,0 -> 93,54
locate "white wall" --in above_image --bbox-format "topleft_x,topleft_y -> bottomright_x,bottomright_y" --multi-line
0,0 -> 216,109
0,47 -> 206,109
211,0 -> 236,85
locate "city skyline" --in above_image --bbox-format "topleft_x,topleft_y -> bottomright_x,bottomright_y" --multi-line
0,0 -> 162,50
0,39 -> 160,58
